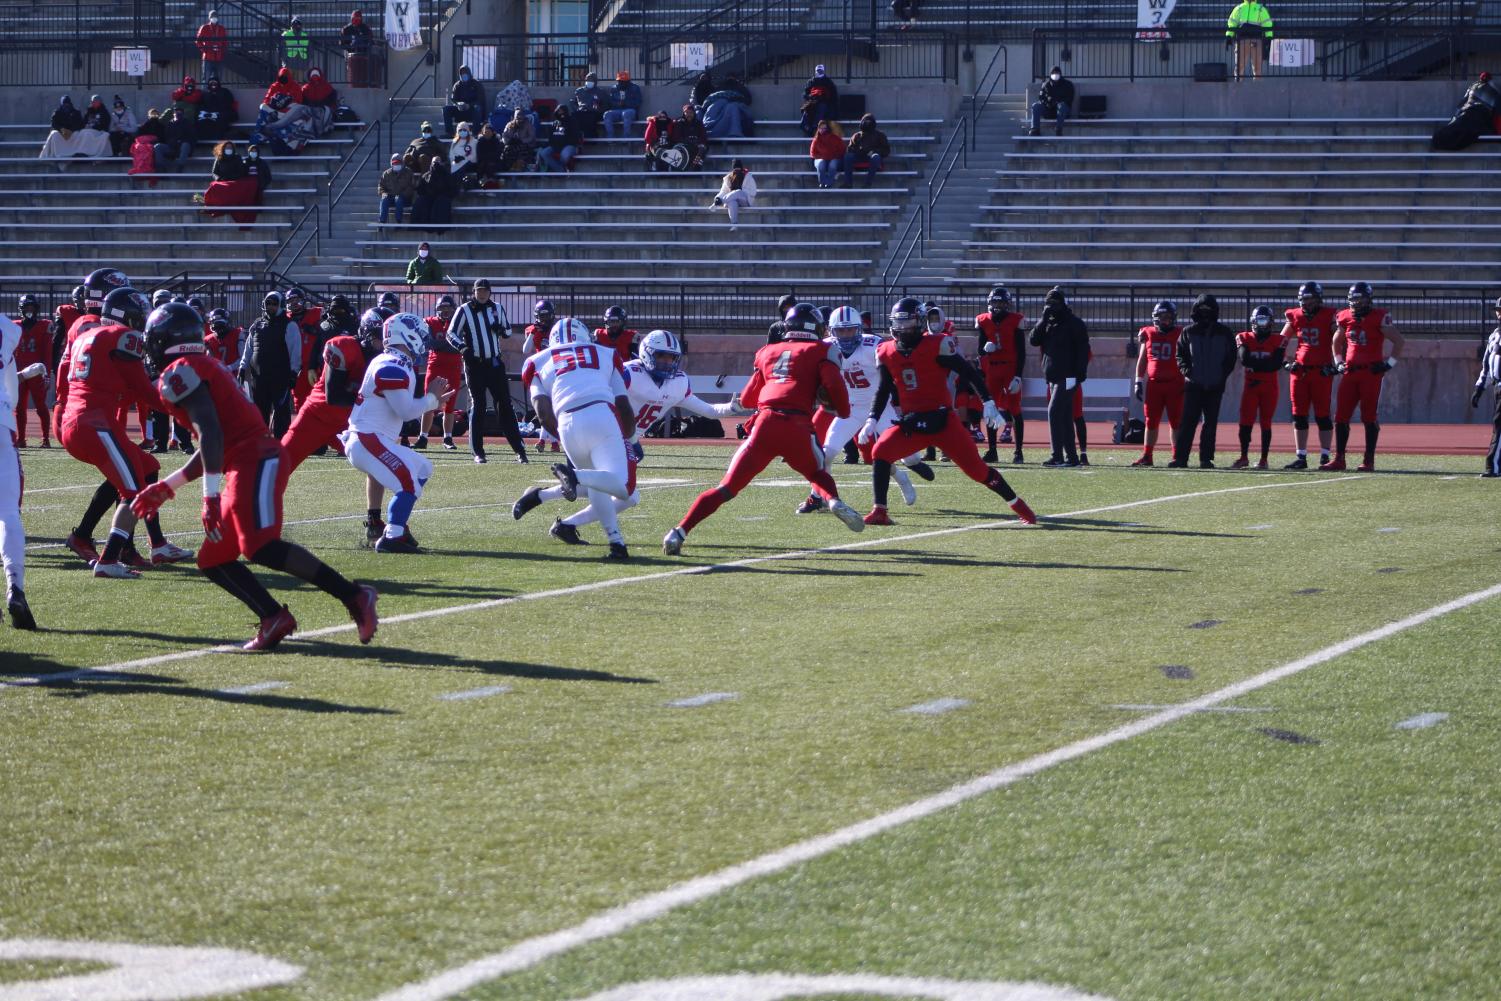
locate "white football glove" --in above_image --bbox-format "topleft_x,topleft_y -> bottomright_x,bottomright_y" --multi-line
1064,378 -> 1078,391
982,400 -> 1004,429
857,417 -> 880,444
1007,376 -> 1022,394
18,363 -> 45,381
982,341 -> 997,354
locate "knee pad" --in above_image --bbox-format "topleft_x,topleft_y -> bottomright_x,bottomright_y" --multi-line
1316,417 -> 1333,432
1293,416 -> 1309,431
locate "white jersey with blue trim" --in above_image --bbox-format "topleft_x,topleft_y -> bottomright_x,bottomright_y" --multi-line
0,315 -> 20,434
348,350 -> 433,438
524,343 -> 626,414
825,333 -> 884,414
620,360 -> 731,439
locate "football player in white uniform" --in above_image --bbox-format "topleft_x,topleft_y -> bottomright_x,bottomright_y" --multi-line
1,313 -> 40,627
343,313 -> 450,554
509,318 -> 637,560
796,305 -> 933,515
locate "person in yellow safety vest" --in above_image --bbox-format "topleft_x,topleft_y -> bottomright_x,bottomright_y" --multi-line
281,16 -> 310,81
1225,0 -> 1274,81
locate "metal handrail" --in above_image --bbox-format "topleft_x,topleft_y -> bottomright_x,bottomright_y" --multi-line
969,44 -> 1008,152
267,202 -> 319,275
927,115 -> 966,218
327,120 -> 382,237
387,62 -> 434,161
882,202 -> 923,290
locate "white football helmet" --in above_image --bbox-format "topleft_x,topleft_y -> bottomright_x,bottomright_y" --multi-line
548,317 -> 592,347
382,311 -> 429,356
638,329 -> 683,375
827,305 -> 863,351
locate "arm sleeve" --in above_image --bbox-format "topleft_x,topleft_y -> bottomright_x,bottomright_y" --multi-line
676,390 -> 731,420
738,366 -> 765,411
446,308 -> 469,352
868,363 -> 895,420
1176,328 -> 1193,377
974,317 -> 987,357
1014,325 -> 1027,377
1028,315 -> 1048,347
1237,337 -> 1253,370
819,357 -> 851,419
284,321 -> 302,376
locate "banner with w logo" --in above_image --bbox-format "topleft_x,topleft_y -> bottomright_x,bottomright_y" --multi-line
1136,0 -> 1177,39
385,0 -> 422,50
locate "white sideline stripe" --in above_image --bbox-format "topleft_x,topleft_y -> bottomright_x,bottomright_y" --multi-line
902,698 -> 971,715
437,685 -> 512,701
1246,523 -> 1275,530
1395,711 -> 1449,730
372,573 -> 1501,1001
1110,703 -> 1271,714
666,692 -> 738,708
4,476 -> 1362,691
218,680 -> 291,694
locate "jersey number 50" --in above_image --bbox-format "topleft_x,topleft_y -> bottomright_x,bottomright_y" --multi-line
554,345 -> 601,373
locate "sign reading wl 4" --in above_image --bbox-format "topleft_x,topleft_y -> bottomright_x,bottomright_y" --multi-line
1135,0 -> 1177,39
670,41 -> 714,71
110,47 -> 151,76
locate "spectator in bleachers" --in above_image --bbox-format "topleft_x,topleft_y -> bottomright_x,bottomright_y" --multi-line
405,121 -> 445,172
50,96 -> 83,135
244,143 -> 272,198
1029,66 -> 1074,137
196,78 -> 239,142
1432,72 -> 1501,150
196,141 -> 260,224
340,10 -> 374,88
670,103 -> 708,169
723,73 -> 752,104
809,119 -> 846,188
281,16 -> 310,81
690,70 -> 715,110
643,110 -> 672,170
260,68 -> 305,130
891,0 -> 920,28
499,109 -> 535,172
42,95 -> 110,160
602,71 -> 642,138
712,158 -> 756,232
300,67 -> 339,135
475,122 -> 502,183
379,152 -> 415,223
171,77 -> 202,122
533,105 -> 581,173
152,107 -> 196,171
1225,0 -> 1273,82
411,155 -> 456,229
572,71 -> 607,139
196,9 -> 227,85
82,95 -> 110,132
840,113 -> 888,187
702,81 -> 754,139
406,242 -> 444,285
444,65 -> 486,138
800,66 -> 838,136
490,79 -> 537,133
450,122 -> 478,184
107,96 -> 138,157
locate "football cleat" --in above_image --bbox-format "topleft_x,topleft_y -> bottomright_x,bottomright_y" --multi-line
862,506 -> 894,526
998,424 -> 1013,444
374,533 -> 420,554
1012,450 -> 1025,464
1165,460 -> 1187,468
1284,456 -> 1308,469
829,498 -> 866,533
1041,456 -> 1067,467
551,462 -> 578,502
515,452 -> 529,464
346,585 -> 378,644
1319,457 -> 1347,472
981,448 -> 999,463
512,486 -> 545,520
443,436 -> 457,451
401,526 -> 419,548
662,526 -> 685,556
1131,454 -> 1153,467
362,517 -> 385,548
65,532 -> 100,564
1356,461 -> 1376,473
121,547 -> 151,570
244,605 -> 297,652
1078,453 -> 1090,466
473,454 -> 488,464
604,542 -> 630,561
1230,456 -> 1250,469
91,560 -> 141,579
897,476 -> 917,506
549,518 -> 586,545
150,542 -> 195,565
907,461 -> 935,482
1200,460 -> 1215,469
795,494 -> 826,515
1255,459 -> 1270,470
1009,497 -> 1039,525
6,587 -> 37,630
414,435 -> 428,450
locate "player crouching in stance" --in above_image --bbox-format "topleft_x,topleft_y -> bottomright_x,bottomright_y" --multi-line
131,303 -> 378,651
663,303 -> 866,555
343,313 -> 450,554
512,318 -> 637,559
860,297 -> 1036,527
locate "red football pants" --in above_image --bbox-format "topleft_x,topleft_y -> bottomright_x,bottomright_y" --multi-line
1335,368 -> 1383,423
983,362 -> 1021,414
1144,378 -> 1184,432
873,412 -> 989,484
13,377 -> 48,441
197,437 -> 290,569
679,410 -> 838,532
61,413 -> 160,499
281,400 -> 352,473
1289,368 -> 1333,419
1239,375 -> 1279,429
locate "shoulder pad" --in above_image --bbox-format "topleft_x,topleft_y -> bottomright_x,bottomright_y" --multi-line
113,329 -> 145,358
159,359 -> 204,403
937,335 -> 956,355
324,340 -> 348,369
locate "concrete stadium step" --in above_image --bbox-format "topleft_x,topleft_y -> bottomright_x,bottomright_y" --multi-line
323,271 -> 865,287
457,187 -> 909,207
970,221 -> 1493,240
342,257 -> 873,276
0,187 -> 318,200
1031,117 -> 1455,137
978,205 -> 1501,224
951,260 -> 1498,282
1000,150 -> 1500,167
992,168 -> 1501,189
1009,135 -> 1486,155
433,206 -> 902,225
365,220 -> 893,234
961,241 -> 1485,264
986,188 -> 1496,208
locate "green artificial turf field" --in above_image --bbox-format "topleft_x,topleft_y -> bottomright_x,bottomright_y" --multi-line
2,444 -> 1497,1001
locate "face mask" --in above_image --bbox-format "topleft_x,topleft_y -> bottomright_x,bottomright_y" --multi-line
208,14 -> 217,21
248,150 -> 258,159
419,249 -> 429,258
224,148 -> 235,157
459,129 -> 469,138
422,129 -> 432,137
460,73 -> 471,81
585,80 -> 596,88
1051,73 -> 1061,81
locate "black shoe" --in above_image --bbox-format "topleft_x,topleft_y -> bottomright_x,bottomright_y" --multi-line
1027,127 -> 1040,137
842,441 -> 860,464
1078,453 -> 1090,466
6,587 -> 37,630
400,437 -> 410,447
1283,456 -> 1308,470
981,448 -> 999,463
362,516 -> 384,548
924,446 -> 938,461
551,462 -> 578,501
1012,450 -> 1025,463
473,453 -> 488,464
549,518 -> 586,545
150,443 -> 169,454
374,533 -> 420,554
1165,459 -> 1188,468
907,461 -> 935,481
443,436 -> 457,451
795,494 -> 826,514
1482,471 -> 1500,478
512,486 -> 544,520
1064,457 -> 1081,467
1041,456 -> 1066,467
515,451 -> 530,464
178,440 -> 194,454
1199,459 -> 1215,469
604,541 -> 629,561
414,435 -> 429,450
313,444 -> 329,457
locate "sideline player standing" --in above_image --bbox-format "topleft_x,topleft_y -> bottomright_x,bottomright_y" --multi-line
1472,296 -> 1501,477
663,302 -> 866,555
421,295 -> 464,449
1130,300 -> 1184,467
861,297 -> 1035,526
593,305 -> 638,367
1231,306 -> 1285,469
13,296 -> 52,448
977,285 -> 1026,463
132,303 -> 378,651
1326,282 -> 1403,472
1,313 -> 39,627
1280,281 -> 1338,469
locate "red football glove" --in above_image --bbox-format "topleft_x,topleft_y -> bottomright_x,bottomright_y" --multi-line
130,481 -> 176,519
201,495 -> 224,543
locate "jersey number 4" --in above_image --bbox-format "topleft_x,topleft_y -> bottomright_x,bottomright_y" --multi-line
770,349 -> 793,382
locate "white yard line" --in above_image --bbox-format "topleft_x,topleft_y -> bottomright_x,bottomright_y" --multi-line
372,574 -> 1501,1001
3,476 -> 1363,689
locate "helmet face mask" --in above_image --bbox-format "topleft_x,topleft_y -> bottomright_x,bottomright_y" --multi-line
143,302 -> 207,377
603,305 -> 627,335
827,305 -> 863,352
1250,306 -> 1274,335
1347,282 -> 1374,317
18,294 -> 38,319
987,286 -> 1012,314
638,329 -> 682,379
548,317 -> 592,347
533,299 -> 555,326
1297,281 -> 1323,313
358,307 -> 391,349
1152,300 -> 1177,330
889,296 -> 924,350
382,312 -> 429,357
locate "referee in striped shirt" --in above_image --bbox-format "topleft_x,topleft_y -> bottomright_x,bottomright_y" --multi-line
447,278 -> 530,464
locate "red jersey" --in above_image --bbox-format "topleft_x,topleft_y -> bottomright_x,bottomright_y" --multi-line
593,326 -> 638,366
204,325 -> 243,367
876,333 -> 966,413
54,312 -> 106,408
522,323 -> 549,357
1237,329 -> 1287,382
740,336 -> 848,418
157,353 -> 269,457
61,323 -> 160,424
55,304 -> 82,339
304,334 -> 370,409
1285,306 -> 1336,366
1139,324 -> 1184,381
13,317 -> 51,372
1335,308 -> 1388,366
424,315 -> 449,344
975,311 -> 1024,369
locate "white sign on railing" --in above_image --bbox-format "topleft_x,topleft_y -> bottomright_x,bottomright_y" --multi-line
670,42 -> 713,71
385,0 -> 422,51
1135,0 -> 1177,39
1271,38 -> 1316,67
110,47 -> 151,76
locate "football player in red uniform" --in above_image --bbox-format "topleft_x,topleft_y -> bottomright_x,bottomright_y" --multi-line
285,288 -> 325,412
1231,306 -> 1286,469
12,295 -> 52,448
1131,300 -> 1184,466
281,305 -> 379,474
977,285 -> 1026,464
593,305 -> 638,367
1279,281 -> 1338,468
420,295 -> 464,449
1326,282 -> 1404,472
203,308 -> 243,367
58,287 -> 194,577
131,303 -> 378,651
663,303 -> 866,555
522,298 -> 562,452
51,285 -> 86,373
860,297 -> 1036,526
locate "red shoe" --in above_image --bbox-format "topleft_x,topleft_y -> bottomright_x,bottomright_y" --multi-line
1319,457 -> 1347,472
120,547 -> 151,570
1009,496 -> 1039,525
65,531 -> 100,564
1356,461 -> 1376,473
1255,459 -> 1270,470
13,440 -> 26,449
1230,456 -> 1250,469
863,506 -> 894,526
244,605 -> 297,651
346,584 -> 379,644
1131,454 -> 1153,467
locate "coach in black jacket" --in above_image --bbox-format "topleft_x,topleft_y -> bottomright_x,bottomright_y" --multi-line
1171,294 -> 1238,468
1029,286 -> 1089,466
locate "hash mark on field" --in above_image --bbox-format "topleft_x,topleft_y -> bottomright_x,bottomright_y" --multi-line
1294,587 -> 1324,595
1378,527 -> 1401,533
667,692 -> 738,708
902,698 -> 971,715
437,685 -> 512,702
1159,665 -> 1194,680
737,516 -> 769,522
1396,711 -> 1449,730
1258,727 -> 1320,745
1188,619 -> 1222,629
1439,475 -> 1460,480
218,681 -> 290,695
1112,703 -> 1271,714
1246,523 -> 1275,530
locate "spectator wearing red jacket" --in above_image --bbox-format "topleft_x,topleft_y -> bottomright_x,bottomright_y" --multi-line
196,10 -> 228,84
262,67 -> 302,116
809,119 -> 846,188
299,67 -> 338,134
171,76 -> 203,122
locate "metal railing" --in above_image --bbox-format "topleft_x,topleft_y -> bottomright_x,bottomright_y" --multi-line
968,44 -> 1008,152
927,115 -> 966,219
386,60 -> 433,160
267,201 -> 320,274
882,203 -> 924,289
